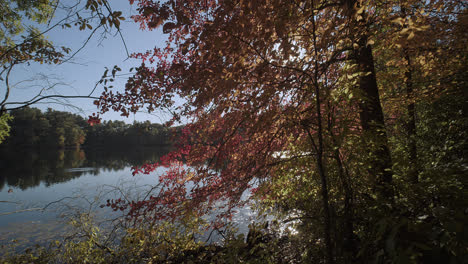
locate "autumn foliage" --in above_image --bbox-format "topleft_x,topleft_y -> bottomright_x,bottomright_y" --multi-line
95,0 -> 467,263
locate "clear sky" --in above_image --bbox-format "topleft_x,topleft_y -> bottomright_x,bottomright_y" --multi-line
7,1 -> 171,124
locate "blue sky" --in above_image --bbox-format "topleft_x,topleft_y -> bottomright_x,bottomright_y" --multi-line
7,1 -> 172,124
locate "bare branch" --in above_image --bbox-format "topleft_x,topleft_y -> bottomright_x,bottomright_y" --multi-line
4,95 -> 99,111
102,0 -> 130,58
0,63 -> 14,108
60,24 -> 103,64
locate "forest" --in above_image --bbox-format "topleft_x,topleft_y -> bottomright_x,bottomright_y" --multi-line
0,107 -> 176,149
0,0 -> 467,263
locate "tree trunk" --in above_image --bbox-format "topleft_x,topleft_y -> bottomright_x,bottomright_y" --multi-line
346,0 -> 394,199
305,125 -> 333,264
404,51 -> 419,183
327,109 -> 357,258
354,34 -> 393,198
400,6 -> 419,184
334,148 -> 357,256
309,3 -> 333,262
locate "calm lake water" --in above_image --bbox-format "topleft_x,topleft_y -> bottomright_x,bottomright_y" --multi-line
0,147 -> 256,247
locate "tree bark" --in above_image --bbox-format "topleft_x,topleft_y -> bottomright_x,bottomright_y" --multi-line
347,0 -> 394,199
334,148 -> 356,255
309,3 -> 333,262
327,107 -> 356,258
354,34 -> 393,198
404,51 -> 419,183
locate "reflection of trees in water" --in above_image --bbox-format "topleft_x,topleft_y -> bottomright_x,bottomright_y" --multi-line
0,146 -> 171,191
0,149 -> 85,190
83,146 -> 171,171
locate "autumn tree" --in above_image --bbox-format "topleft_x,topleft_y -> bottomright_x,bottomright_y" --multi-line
0,0 -> 126,141
95,0 -> 467,263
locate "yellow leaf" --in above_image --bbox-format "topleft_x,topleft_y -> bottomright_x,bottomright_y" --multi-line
400,28 -> 409,35
391,18 -> 404,26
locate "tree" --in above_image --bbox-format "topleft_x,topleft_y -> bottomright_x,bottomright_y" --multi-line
93,1 -> 368,261
0,0 -> 126,141
0,113 -> 12,143
95,0 -> 467,262
2,107 -> 88,148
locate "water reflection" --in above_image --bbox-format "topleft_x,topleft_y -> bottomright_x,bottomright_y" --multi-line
0,147 -> 171,191
0,146 -> 263,250
0,146 -> 172,247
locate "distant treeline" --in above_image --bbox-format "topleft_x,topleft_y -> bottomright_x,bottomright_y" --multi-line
1,107 -> 180,149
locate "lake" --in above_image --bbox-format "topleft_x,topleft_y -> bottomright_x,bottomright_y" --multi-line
0,147 -> 257,248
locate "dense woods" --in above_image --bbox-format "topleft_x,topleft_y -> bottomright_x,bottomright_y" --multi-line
1,0 -> 466,263
1,107 -> 176,149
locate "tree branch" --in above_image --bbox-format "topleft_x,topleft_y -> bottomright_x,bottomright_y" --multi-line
0,63 -> 14,108
4,95 -> 99,111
